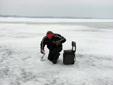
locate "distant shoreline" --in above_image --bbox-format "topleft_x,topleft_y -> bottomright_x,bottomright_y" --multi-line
0,15 -> 113,19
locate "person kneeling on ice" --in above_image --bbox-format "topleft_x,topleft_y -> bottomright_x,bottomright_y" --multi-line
40,31 -> 66,64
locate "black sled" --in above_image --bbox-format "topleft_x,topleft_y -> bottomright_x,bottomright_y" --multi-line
63,41 -> 76,65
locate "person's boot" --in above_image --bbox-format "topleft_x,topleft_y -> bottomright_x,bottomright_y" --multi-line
52,58 -> 57,64
52,56 -> 58,64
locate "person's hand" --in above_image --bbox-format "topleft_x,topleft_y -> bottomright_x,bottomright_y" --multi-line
41,49 -> 45,54
55,41 -> 61,46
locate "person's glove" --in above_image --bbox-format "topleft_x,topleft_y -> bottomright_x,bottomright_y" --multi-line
41,49 -> 45,54
55,41 -> 61,46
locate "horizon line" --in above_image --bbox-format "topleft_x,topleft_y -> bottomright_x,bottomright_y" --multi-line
0,14 -> 113,19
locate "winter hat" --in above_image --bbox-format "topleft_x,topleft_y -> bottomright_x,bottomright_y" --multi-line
46,31 -> 53,35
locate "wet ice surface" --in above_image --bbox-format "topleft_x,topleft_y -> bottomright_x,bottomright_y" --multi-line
0,17 -> 113,85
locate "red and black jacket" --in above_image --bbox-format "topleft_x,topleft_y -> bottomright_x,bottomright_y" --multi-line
41,33 -> 66,50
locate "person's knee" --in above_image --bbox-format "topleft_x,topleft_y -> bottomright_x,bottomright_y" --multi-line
48,56 -> 53,61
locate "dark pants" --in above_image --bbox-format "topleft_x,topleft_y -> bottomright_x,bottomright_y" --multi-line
48,46 -> 62,61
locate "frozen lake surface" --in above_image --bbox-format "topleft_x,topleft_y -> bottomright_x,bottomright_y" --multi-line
0,17 -> 113,85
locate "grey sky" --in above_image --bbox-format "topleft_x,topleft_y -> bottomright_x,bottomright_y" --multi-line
0,0 -> 113,18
